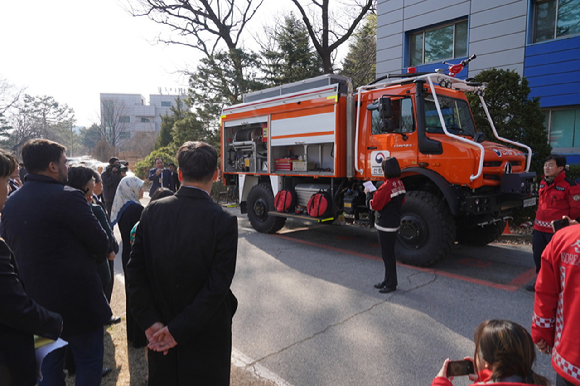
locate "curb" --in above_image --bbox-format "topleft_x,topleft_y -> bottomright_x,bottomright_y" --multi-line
497,233 -> 533,243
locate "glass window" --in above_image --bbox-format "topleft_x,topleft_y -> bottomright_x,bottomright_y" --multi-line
371,98 -> 415,135
534,0 -> 580,43
423,94 -> 476,137
140,118 -> 150,123
161,101 -> 172,107
119,116 -> 130,123
409,20 -> 468,65
547,108 -> 579,148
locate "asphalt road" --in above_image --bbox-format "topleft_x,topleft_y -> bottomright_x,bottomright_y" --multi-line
228,209 -> 555,386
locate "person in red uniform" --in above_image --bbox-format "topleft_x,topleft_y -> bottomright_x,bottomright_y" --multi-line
432,320 -> 550,386
532,223 -> 580,386
528,154 -> 580,291
365,157 -> 406,294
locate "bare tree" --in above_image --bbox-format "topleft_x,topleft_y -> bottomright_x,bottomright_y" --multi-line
128,0 -> 264,94
0,76 -> 24,116
100,98 -> 131,155
290,0 -> 375,73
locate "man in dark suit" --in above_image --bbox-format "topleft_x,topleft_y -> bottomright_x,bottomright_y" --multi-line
167,162 -> 180,192
128,141 -> 238,385
1,139 -> 111,386
0,149 -> 63,386
148,157 -> 174,196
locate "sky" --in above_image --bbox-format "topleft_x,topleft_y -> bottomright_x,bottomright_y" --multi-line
0,0 -> 288,128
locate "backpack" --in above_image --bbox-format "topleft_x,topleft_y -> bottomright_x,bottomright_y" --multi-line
307,190 -> 333,218
274,189 -> 296,213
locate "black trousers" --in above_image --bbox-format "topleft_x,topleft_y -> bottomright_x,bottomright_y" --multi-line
377,230 -> 398,289
556,374 -> 577,386
532,230 -> 554,273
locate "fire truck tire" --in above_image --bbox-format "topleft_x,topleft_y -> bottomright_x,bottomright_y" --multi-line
247,183 -> 286,233
395,191 -> 455,266
456,220 -> 505,246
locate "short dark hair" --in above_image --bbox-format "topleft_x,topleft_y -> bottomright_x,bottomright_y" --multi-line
150,188 -> 174,202
0,149 -> 17,178
21,139 -> 66,174
109,157 -> 119,165
382,157 -> 401,179
177,141 -> 217,183
545,154 -> 566,167
154,157 -> 163,163
167,162 -> 176,168
67,165 -> 95,194
92,169 -> 101,184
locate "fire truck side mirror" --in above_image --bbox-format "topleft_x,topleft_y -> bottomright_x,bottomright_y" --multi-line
380,118 -> 395,133
378,97 -> 392,119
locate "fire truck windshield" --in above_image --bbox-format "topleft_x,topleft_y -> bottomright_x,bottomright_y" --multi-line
423,95 -> 476,137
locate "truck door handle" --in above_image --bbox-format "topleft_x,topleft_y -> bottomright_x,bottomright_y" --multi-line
367,146 -> 377,150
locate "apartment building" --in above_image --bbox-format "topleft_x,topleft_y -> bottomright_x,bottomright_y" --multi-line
99,92 -> 184,140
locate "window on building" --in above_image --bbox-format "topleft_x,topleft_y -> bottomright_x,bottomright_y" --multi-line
141,118 -> 150,123
409,20 -> 468,66
545,107 -> 580,148
120,132 -> 131,139
161,101 -> 172,107
533,0 -> 580,42
119,116 -> 130,123
371,98 -> 415,135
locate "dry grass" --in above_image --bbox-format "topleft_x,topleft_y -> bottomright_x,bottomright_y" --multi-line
64,276 -> 276,386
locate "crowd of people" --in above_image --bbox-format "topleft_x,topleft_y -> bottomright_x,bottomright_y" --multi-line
0,138 -> 578,386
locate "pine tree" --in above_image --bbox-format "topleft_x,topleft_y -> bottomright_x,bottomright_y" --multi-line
467,68 -> 551,177
341,14 -> 377,89
155,96 -> 188,150
261,13 -> 323,85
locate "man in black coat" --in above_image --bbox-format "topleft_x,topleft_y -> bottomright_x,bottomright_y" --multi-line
128,141 -> 238,386
167,162 -> 180,192
101,157 -> 123,216
1,139 -> 111,386
148,157 -> 175,196
0,149 -> 62,386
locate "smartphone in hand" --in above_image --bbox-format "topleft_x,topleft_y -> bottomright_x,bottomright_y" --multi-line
447,360 -> 475,377
551,218 -> 570,233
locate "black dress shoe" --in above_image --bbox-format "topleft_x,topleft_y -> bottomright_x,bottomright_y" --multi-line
105,316 -> 122,326
374,281 -> 386,289
102,367 -> 112,377
525,278 -> 536,292
379,287 -> 396,294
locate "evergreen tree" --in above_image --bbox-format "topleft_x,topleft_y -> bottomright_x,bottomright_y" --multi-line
172,115 -> 220,152
155,96 -> 188,150
467,69 -> 551,177
340,14 -> 377,88
261,13 -> 323,85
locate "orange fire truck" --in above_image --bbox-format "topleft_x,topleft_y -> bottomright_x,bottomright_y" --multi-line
220,63 -> 537,266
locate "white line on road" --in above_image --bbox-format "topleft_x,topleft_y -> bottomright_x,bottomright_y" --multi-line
114,274 -> 292,386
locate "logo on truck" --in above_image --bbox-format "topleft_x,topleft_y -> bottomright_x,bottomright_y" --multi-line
371,151 -> 390,177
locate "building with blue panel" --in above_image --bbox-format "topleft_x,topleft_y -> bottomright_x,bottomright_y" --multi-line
377,0 -> 580,162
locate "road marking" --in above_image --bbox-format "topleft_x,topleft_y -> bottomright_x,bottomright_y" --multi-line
114,275 -> 292,385
273,234 -> 534,292
232,349 -> 294,386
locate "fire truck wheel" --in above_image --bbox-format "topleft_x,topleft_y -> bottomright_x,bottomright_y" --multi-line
395,191 -> 455,266
456,220 -> 506,246
247,183 -> 286,233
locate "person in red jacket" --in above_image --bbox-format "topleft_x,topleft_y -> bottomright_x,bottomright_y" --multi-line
432,320 -> 550,386
528,154 -> 580,291
365,157 -> 406,294
532,223 -> 580,386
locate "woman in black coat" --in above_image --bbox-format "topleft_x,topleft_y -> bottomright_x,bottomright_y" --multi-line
366,157 -> 406,293
111,176 -> 147,348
